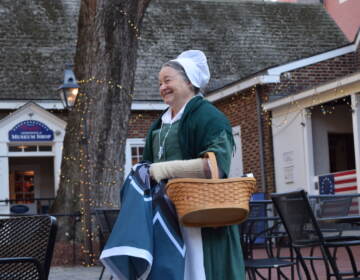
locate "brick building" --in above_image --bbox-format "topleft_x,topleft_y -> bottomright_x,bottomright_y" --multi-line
263,34 -> 360,194
0,0 -> 349,213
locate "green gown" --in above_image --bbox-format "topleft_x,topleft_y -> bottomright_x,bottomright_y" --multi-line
151,120 -> 245,280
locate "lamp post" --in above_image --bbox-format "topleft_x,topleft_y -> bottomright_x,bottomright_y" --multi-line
58,65 -> 80,109
58,65 -> 94,265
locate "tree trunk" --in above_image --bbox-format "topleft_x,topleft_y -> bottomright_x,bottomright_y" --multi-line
51,0 -> 152,265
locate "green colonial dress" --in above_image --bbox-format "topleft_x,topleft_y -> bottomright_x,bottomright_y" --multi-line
143,95 -> 245,280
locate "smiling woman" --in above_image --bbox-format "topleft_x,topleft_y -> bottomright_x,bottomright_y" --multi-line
143,50 -> 245,280
159,65 -> 195,117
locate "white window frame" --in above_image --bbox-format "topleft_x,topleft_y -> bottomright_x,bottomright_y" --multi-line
124,138 -> 145,177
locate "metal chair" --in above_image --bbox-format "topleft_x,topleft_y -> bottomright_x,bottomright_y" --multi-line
240,202 -> 299,279
94,208 -> 120,280
310,195 -> 353,237
272,190 -> 360,280
0,215 -> 57,280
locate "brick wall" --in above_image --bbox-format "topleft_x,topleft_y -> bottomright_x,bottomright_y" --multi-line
127,110 -> 162,138
259,89 -> 275,194
214,88 -> 274,193
268,51 -> 357,98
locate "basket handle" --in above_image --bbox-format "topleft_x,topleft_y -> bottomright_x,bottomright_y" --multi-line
203,152 -> 219,179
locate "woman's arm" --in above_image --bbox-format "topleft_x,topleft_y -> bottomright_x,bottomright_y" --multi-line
150,158 -> 211,183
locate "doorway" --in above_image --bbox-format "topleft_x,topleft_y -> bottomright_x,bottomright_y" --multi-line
9,157 -> 55,214
328,132 -> 355,173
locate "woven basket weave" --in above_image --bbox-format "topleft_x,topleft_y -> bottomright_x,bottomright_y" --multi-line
166,152 -> 257,227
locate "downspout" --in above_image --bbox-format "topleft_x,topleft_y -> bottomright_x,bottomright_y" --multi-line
255,86 -> 266,192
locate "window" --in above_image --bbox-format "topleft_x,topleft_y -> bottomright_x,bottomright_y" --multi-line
8,145 -> 52,152
125,138 -> 145,176
131,146 -> 144,165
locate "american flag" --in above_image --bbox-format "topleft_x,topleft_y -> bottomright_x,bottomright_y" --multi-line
319,170 -> 358,214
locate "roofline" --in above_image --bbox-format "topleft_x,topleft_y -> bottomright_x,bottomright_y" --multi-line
0,101 -> 67,129
1,32 -> 359,109
0,100 -> 65,110
262,71 -> 360,111
206,75 -> 279,102
0,100 -> 167,111
206,30 -> 360,103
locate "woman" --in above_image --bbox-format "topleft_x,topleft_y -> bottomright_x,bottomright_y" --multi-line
143,50 -> 245,280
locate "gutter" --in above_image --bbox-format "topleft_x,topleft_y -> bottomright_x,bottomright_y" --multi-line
263,71 -> 360,111
255,86 -> 266,192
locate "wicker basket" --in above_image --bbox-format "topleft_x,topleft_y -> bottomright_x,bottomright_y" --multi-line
165,152 -> 257,227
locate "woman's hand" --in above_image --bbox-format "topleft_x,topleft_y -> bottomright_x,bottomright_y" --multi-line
150,158 -> 208,183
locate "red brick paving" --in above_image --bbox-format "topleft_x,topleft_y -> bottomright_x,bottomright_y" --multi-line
250,244 -> 360,279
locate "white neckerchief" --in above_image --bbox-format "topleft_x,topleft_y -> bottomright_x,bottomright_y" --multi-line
161,104 -> 186,124
161,94 -> 202,124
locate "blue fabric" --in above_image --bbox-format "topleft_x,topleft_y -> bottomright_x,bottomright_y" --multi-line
100,163 -> 185,280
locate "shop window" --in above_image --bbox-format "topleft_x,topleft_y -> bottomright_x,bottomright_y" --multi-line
24,146 -> 37,152
8,146 -> 22,152
38,146 -> 52,151
8,145 -> 52,152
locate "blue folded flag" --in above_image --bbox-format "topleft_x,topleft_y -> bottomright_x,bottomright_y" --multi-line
100,163 -> 185,280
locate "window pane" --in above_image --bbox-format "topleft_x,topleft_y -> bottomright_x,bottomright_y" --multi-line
24,146 -> 37,152
39,146 -> 52,151
9,146 -> 22,152
130,144 -> 144,166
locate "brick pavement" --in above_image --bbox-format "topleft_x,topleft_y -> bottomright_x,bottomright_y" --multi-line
49,245 -> 360,279
49,265 -> 111,280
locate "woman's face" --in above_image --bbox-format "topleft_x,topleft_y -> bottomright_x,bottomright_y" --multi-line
159,66 -> 194,110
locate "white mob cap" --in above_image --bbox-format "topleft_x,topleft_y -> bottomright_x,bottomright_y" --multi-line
171,50 -> 210,90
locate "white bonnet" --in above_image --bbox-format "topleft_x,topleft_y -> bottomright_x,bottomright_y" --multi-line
171,50 -> 210,89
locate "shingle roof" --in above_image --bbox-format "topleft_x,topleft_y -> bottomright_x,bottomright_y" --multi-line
0,0 -> 348,101
0,0 -> 79,100
135,0 -> 348,101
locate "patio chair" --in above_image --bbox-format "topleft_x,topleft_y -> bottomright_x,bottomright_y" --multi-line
240,202 -> 299,280
0,215 -> 57,280
94,208 -> 120,280
309,195 -> 353,236
272,190 -> 360,280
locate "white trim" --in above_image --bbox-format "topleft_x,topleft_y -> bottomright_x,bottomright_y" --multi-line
302,109 -> 316,195
206,75 -> 279,103
100,246 -> 153,280
153,212 -> 186,257
130,178 -> 144,195
100,246 -> 153,263
0,100 -> 168,111
0,102 -> 67,129
0,100 -> 65,110
267,44 -> 357,76
351,93 -> 360,193
131,102 -> 167,110
263,72 -> 360,111
125,138 -> 145,177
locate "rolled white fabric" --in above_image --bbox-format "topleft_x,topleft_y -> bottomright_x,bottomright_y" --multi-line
150,158 -> 207,183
